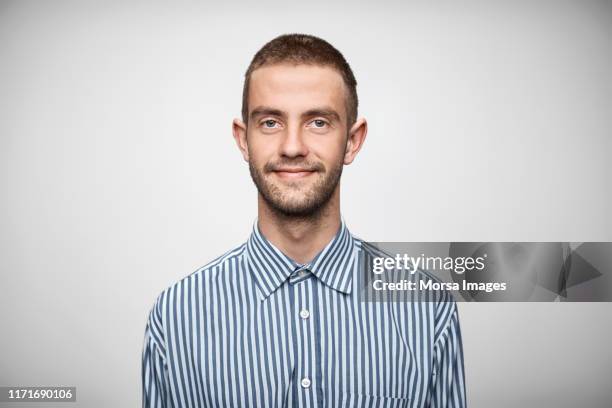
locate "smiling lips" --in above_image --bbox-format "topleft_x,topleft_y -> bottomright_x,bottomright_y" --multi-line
273,168 -> 317,179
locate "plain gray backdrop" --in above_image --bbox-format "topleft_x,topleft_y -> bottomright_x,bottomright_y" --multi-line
1,0 -> 611,407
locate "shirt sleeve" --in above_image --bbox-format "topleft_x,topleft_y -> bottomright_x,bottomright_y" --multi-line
142,299 -> 170,408
426,298 -> 467,408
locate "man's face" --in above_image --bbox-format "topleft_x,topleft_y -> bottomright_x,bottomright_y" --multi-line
243,63 -> 350,217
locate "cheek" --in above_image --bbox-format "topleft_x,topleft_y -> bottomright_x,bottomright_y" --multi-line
247,135 -> 277,163
310,136 -> 346,163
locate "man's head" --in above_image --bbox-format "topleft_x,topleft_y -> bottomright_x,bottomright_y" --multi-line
241,34 -> 359,128
232,34 -> 367,218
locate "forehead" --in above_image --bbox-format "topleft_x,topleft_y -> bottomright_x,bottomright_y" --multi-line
248,63 -> 347,118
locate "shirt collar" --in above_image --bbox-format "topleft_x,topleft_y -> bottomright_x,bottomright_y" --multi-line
245,218 -> 356,301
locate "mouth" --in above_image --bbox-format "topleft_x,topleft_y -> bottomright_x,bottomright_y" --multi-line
272,168 -> 317,179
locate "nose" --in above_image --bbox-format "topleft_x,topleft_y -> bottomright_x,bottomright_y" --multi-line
279,123 -> 309,158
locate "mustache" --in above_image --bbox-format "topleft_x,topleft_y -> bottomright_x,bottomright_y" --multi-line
264,159 -> 325,173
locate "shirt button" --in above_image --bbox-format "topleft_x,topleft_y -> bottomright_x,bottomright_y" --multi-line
299,308 -> 310,319
299,270 -> 307,277
301,377 -> 311,388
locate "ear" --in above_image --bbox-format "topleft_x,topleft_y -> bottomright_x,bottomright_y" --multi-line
232,118 -> 249,162
344,117 -> 367,165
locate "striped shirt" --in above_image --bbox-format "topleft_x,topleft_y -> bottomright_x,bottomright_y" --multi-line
142,220 -> 466,407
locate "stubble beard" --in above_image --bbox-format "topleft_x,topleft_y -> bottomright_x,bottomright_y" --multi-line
248,156 -> 344,219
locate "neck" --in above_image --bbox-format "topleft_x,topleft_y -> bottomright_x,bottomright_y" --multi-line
257,187 -> 341,264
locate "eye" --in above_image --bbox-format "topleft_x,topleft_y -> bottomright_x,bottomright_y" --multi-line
262,119 -> 279,128
310,119 -> 329,128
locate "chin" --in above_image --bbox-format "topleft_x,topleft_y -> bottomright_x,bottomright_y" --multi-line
266,196 -> 324,217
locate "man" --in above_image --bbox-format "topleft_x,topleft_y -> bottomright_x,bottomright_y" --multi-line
142,33 -> 466,408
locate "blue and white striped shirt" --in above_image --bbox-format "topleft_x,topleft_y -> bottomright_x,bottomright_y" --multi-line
142,220 -> 466,407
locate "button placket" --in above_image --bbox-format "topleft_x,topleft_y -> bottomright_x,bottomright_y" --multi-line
290,265 -> 311,285
295,276 -> 316,400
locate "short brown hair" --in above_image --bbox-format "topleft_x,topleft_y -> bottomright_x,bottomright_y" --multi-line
241,33 -> 358,126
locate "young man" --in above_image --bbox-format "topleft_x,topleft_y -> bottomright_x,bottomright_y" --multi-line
142,33 -> 466,408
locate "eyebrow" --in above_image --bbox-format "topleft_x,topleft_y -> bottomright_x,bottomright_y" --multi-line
302,108 -> 341,122
250,106 -> 286,121
249,106 -> 341,122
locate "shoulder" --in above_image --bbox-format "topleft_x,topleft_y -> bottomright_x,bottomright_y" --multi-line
356,237 -> 459,313
357,239 -> 449,284
147,242 -> 247,320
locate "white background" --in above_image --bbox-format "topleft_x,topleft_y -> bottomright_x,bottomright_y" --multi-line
1,0 -> 611,407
